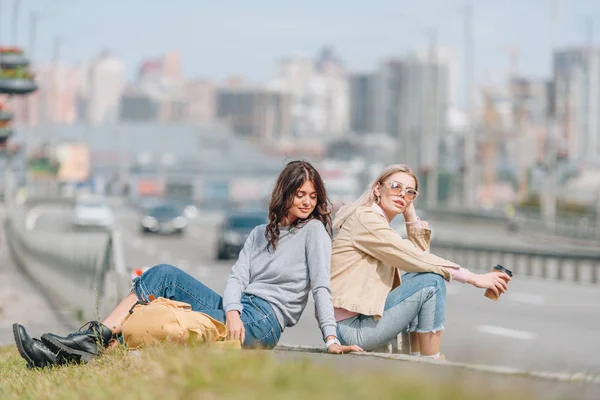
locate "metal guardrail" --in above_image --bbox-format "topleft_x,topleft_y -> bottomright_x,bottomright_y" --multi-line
431,241 -> 600,284
4,198 -> 130,326
423,206 -> 600,242
513,215 -> 600,242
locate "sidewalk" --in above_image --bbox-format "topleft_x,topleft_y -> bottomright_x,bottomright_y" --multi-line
274,346 -> 600,400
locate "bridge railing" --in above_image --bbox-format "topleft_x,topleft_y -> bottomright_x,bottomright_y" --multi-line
431,241 -> 599,284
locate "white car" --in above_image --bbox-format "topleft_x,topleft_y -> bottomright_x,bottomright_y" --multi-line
73,195 -> 114,230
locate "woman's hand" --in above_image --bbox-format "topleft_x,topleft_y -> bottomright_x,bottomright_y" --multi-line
226,310 -> 245,344
327,343 -> 365,354
468,272 -> 511,297
403,202 -> 418,223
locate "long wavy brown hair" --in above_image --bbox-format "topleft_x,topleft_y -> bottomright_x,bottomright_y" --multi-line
265,160 -> 332,251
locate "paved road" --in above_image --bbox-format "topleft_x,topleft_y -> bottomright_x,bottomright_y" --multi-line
19,203 -> 600,374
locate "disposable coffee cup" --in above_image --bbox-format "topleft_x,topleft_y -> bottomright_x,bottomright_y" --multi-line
484,264 -> 513,301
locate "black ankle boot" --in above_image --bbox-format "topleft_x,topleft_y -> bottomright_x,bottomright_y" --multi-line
41,321 -> 114,364
13,323 -> 63,369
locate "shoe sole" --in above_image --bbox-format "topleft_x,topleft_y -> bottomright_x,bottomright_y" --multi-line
41,335 -> 94,364
12,324 -> 34,369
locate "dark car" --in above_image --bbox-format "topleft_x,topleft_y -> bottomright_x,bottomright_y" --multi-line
216,210 -> 268,260
140,203 -> 187,235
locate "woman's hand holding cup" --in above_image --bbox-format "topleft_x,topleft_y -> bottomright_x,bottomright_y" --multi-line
468,269 -> 511,299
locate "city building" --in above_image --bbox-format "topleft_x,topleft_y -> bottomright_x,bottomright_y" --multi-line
161,51 -> 182,83
120,53 -> 187,123
216,85 -> 291,142
348,72 -> 376,134
397,52 -> 450,173
553,47 -> 600,164
11,65 -> 80,126
373,59 -> 403,137
268,47 -> 349,138
80,51 -> 125,125
119,85 -> 160,121
184,79 -> 215,124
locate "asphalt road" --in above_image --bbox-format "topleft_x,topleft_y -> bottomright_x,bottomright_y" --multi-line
15,203 -> 600,374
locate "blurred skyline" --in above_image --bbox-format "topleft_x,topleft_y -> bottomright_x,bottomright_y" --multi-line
4,0 -> 600,105
2,0 -> 600,210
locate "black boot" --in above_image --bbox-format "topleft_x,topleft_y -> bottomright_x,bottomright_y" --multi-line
41,321 -> 114,364
13,323 -> 63,369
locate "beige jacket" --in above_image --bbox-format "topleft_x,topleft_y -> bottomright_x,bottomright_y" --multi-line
330,206 -> 460,319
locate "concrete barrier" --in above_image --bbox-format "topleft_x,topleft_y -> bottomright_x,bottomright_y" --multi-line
4,198 -> 131,325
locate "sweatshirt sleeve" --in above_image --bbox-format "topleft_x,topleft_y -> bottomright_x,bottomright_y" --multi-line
223,228 -> 255,313
352,209 -> 461,281
305,221 -> 337,341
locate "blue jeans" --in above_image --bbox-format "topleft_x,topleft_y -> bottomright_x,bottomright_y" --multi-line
336,272 -> 446,351
131,264 -> 282,349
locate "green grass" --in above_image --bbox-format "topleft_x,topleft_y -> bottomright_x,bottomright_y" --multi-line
0,344 -> 538,400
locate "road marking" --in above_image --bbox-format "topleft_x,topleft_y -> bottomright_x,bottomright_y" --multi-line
508,293 -> 545,306
144,244 -> 156,256
477,325 -> 537,340
159,250 -> 170,262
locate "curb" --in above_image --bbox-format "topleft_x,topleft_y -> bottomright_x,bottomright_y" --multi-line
275,344 -> 600,385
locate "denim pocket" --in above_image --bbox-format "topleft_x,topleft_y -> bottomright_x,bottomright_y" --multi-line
246,295 -> 270,319
244,320 -> 277,349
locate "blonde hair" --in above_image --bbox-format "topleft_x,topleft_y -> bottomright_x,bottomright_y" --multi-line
333,164 -> 418,230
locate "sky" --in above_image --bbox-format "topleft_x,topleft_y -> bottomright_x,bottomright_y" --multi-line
3,0 -> 600,105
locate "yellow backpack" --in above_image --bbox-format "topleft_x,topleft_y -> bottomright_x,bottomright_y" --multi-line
121,296 -> 241,350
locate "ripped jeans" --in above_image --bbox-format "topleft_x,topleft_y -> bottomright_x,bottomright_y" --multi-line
336,272 -> 446,351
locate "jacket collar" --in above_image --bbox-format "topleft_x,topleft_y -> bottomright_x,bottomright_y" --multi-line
371,203 -> 391,223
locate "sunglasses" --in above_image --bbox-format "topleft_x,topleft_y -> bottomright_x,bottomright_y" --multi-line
382,181 -> 419,201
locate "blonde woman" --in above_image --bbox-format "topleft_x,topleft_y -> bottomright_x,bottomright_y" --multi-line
330,164 -> 511,359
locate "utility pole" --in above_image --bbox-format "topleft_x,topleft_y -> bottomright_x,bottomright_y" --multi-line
586,17 -> 598,163
541,0 -> 559,226
28,12 -> 37,62
462,4 -> 476,207
27,11 -> 37,128
11,0 -> 20,44
3,0 -> 21,204
425,27 -> 439,207
585,17 -> 600,237
0,0 -> 3,45
51,36 -> 62,124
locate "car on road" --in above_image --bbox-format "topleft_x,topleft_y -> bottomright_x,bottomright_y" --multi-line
140,203 -> 188,235
216,210 -> 269,260
169,199 -> 199,220
72,195 -> 114,231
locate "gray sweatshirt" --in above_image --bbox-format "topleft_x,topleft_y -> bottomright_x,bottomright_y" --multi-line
223,219 -> 337,340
